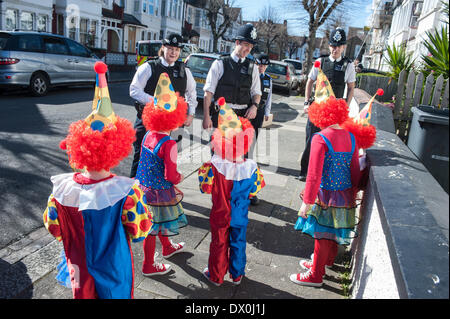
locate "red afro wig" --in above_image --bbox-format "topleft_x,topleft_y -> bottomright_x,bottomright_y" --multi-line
308,96 -> 349,129
142,93 -> 187,132
211,117 -> 255,161
341,118 -> 377,149
62,116 -> 136,171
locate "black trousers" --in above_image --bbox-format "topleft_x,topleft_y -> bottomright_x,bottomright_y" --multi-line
299,118 -> 321,176
130,117 -> 146,178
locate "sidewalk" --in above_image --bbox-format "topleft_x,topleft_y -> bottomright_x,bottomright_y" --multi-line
0,93 -> 350,300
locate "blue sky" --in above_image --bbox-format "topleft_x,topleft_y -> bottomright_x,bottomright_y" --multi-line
233,0 -> 373,36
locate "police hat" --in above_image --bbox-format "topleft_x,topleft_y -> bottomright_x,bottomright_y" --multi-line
163,33 -> 183,48
235,23 -> 257,44
329,28 -> 346,46
254,53 -> 270,65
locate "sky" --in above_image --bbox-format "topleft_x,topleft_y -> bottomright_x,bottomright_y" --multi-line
233,0 -> 373,36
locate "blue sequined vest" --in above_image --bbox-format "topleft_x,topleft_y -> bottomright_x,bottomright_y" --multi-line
316,132 -> 355,191
136,134 -> 173,190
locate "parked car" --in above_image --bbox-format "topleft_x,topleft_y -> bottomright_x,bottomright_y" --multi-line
135,40 -> 162,66
184,52 -> 220,100
266,60 -> 298,94
0,31 -> 103,96
283,58 -> 306,82
180,43 -> 201,62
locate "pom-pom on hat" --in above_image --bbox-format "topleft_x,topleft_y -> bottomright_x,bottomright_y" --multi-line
60,62 -> 135,172
141,72 -> 187,132
211,97 -> 255,161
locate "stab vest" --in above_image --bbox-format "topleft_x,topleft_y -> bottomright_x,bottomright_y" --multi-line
145,59 -> 187,97
260,73 -> 271,105
321,56 -> 349,99
214,56 -> 253,105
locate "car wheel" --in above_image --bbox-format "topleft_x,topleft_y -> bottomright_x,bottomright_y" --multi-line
29,73 -> 49,97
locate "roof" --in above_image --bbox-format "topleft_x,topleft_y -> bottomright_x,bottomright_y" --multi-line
102,8 -> 147,27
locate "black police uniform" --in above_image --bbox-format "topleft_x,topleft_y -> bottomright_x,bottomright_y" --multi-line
130,33 -> 187,178
251,53 -> 271,140
299,28 -> 349,181
209,23 -> 258,128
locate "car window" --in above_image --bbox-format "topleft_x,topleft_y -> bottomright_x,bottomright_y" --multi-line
267,63 -> 287,75
0,33 -> 12,50
185,55 -> 216,73
286,60 -> 302,70
66,39 -> 90,57
139,42 -> 161,56
43,37 -> 69,55
8,35 -> 43,52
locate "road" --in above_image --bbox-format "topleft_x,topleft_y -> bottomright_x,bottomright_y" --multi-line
0,84 -> 303,250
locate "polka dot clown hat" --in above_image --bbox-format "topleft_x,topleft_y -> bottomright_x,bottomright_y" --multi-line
217,97 -> 243,140
85,61 -> 117,131
313,60 -> 335,104
153,72 -> 178,112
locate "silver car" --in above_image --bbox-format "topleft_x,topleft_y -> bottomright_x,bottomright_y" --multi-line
266,60 -> 299,94
184,53 -> 220,100
0,31 -> 102,96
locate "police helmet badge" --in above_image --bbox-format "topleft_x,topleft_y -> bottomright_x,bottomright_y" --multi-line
250,27 -> 257,40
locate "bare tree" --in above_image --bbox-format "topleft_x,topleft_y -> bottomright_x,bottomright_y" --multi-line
256,5 -> 282,55
204,0 -> 240,52
285,0 -> 366,72
287,35 -> 306,58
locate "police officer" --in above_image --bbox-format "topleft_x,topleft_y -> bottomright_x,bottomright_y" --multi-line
297,27 -> 356,181
251,52 -> 272,140
202,23 -> 261,130
129,33 -> 197,178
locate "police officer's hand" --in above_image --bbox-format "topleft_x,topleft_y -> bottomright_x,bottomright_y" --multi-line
245,105 -> 258,120
203,117 -> 213,130
264,115 -> 269,121
184,114 -> 194,127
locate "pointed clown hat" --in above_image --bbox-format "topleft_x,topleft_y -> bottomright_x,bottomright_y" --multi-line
59,61 -> 135,171
307,60 -> 349,129
141,72 -> 187,132
341,89 -> 383,149
313,60 -> 335,103
211,97 -> 255,161
85,61 -> 117,131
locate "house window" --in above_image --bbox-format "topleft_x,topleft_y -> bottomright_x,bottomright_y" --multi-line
195,9 -> 200,27
143,0 -> 147,13
5,9 -> 17,31
80,18 -> 88,45
149,0 -> 154,15
37,15 -> 47,32
155,0 -> 159,16
20,12 -> 33,31
134,0 -> 140,12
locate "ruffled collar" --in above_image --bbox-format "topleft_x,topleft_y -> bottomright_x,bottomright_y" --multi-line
51,173 -> 137,210
210,155 -> 257,181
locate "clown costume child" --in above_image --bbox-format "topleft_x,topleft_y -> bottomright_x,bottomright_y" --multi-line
135,72 -> 189,276
198,97 -> 265,286
43,62 -> 152,299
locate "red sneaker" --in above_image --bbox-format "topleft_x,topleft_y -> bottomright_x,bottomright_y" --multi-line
299,259 -> 313,270
162,241 -> 185,258
142,262 -> 171,277
289,271 -> 323,287
203,267 -> 221,286
229,274 -> 243,285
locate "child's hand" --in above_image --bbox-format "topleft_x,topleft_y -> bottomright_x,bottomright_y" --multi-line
298,202 -> 311,219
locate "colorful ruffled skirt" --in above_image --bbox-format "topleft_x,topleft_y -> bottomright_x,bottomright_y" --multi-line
139,183 -> 187,236
294,188 -> 359,245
